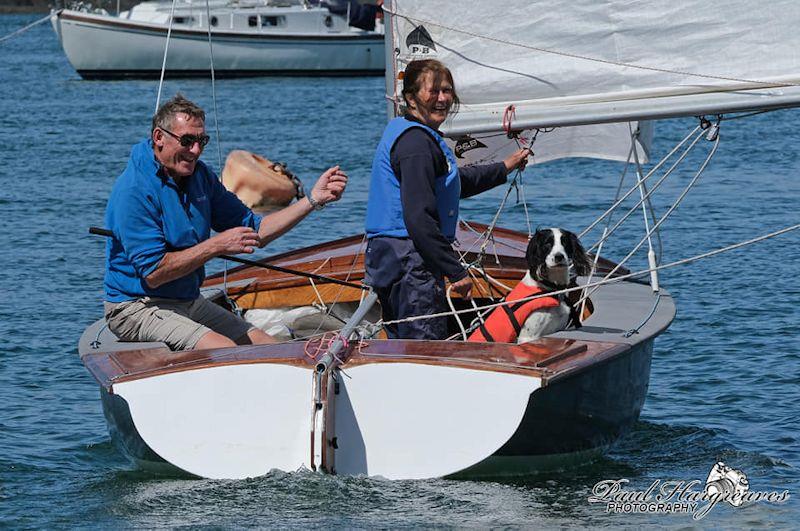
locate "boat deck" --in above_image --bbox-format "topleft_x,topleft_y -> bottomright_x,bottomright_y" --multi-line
80,222 -> 675,393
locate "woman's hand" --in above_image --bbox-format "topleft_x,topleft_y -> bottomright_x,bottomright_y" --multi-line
503,148 -> 532,174
450,276 -> 473,300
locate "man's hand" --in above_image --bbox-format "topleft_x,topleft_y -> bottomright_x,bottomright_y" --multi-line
503,148 -> 532,174
208,226 -> 261,255
308,166 -> 348,207
450,276 -> 473,300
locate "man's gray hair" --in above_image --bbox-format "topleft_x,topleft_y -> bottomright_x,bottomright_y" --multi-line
151,93 -> 205,133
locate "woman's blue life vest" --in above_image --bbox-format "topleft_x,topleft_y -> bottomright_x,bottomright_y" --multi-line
365,117 -> 461,241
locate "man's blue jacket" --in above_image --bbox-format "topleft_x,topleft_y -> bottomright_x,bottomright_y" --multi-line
104,139 -> 262,302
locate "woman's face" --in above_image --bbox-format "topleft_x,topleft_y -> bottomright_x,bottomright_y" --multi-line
406,72 -> 454,129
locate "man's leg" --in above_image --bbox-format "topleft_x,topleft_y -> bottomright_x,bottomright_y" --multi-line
195,330 -> 237,349
106,298 -> 220,351
188,297 -> 278,346
236,327 -> 279,345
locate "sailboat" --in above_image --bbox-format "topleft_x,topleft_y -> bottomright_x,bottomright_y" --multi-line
51,0 -> 384,79
78,0 -> 800,480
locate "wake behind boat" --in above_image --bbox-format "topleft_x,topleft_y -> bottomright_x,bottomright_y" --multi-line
51,0 -> 384,79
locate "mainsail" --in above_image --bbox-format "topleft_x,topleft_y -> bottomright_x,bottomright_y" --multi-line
384,0 -> 800,163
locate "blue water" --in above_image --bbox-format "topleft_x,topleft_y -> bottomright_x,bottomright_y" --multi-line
1,14 -> 798,528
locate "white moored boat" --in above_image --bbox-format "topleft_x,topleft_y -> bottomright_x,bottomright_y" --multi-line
51,0 -> 384,79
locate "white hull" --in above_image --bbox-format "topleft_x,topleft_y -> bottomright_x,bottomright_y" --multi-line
51,8 -> 384,78
110,361 -> 541,479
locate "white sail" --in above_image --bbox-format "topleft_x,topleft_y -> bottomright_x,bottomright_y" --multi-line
385,0 -> 800,138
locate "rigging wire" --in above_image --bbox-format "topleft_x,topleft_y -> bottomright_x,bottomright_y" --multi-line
578,129 -> 721,305
585,124 -> 707,256
204,0 -> 223,171
580,124 -> 702,240
154,0 -> 179,112
0,12 -> 52,44
580,132 -> 636,319
376,220 -> 800,330
630,123 -> 661,291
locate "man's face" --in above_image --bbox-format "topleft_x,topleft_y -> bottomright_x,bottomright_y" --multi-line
152,113 -> 206,179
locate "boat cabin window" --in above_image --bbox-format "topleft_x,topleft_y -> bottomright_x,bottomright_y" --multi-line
324,15 -> 333,28
261,15 -> 284,27
172,16 -> 195,24
248,15 -> 258,27
210,16 -> 218,27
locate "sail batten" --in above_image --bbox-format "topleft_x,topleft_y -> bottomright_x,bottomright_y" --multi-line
387,0 -> 800,135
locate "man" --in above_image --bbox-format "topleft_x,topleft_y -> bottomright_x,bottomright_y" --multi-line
104,94 -> 348,351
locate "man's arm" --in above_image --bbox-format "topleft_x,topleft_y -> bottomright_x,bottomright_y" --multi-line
146,166 -> 348,288
145,227 -> 261,288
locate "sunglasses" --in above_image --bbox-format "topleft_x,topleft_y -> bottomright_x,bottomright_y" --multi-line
160,127 -> 210,148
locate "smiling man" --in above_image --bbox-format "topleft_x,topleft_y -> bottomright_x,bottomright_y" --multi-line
103,94 -> 348,351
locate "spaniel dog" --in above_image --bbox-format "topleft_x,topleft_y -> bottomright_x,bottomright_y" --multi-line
517,228 -> 591,343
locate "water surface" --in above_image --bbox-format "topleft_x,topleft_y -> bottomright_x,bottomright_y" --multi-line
1,14 -> 798,528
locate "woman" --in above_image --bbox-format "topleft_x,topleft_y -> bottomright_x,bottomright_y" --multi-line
365,59 -> 530,339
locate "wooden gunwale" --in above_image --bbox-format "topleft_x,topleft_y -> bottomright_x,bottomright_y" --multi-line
81,336 -> 630,391
202,221 -> 627,310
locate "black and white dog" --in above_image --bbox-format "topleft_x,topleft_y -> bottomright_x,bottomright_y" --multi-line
517,228 -> 591,343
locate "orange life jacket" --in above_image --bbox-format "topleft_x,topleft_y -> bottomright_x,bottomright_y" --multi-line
468,283 -> 561,343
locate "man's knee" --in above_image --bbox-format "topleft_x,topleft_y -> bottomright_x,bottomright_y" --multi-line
195,330 -> 237,350
235,327 -> 277,345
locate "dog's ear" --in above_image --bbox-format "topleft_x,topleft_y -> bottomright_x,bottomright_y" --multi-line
526,230 -> 548,276
565,230 -> 591,276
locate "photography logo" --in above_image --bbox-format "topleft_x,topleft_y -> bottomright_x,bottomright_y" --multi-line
588,461 -> 790,520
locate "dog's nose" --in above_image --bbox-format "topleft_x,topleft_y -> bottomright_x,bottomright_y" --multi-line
554,253 -> 566,264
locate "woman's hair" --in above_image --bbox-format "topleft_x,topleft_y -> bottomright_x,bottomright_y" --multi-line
151,93 -> 205,133
401,59 -> 460,115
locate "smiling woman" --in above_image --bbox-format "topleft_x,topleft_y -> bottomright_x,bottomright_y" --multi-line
363,59 -> 531,340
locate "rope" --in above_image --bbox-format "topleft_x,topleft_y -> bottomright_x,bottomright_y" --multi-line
624,292 -> 663,338
154,0 -> 179,112
502,105 -> 516,135
0,12 -> 52,45
587,129 -> 704,254
578,132 -> 720,306
308,234 -> 369,339
384,7 -> 800,89
580,124 -> 702,240
204,0 -> 223,172
580,135 -> 636,318
378,221 -> 800,329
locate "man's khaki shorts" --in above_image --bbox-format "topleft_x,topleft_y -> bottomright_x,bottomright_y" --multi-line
104,296 -> 255,351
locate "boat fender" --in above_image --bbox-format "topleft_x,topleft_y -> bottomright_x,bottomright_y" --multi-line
221,150 -> 304,209
468,283 -> 561,343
